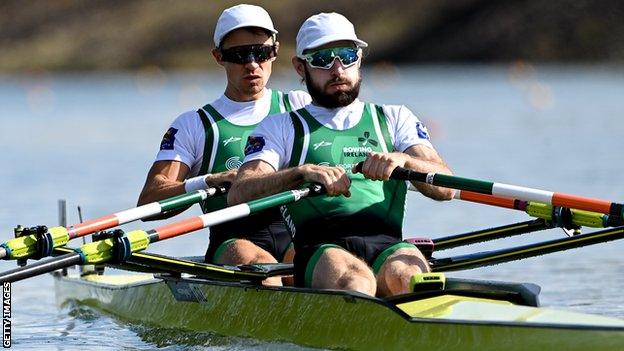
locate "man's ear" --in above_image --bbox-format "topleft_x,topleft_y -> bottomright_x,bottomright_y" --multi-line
212,48 -> 224,67
292,56 -> 306,79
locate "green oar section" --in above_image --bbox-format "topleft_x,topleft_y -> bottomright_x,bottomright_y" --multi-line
0,185 -> 322,283
0,186 -> 226,261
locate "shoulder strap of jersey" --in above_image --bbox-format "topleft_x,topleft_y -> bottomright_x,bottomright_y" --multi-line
201,103 -> 225,122
268,90 -> 282,115
295,106 -> 324,129
372,104 -> 395,152
283,92 -> 293,112
288,110 -> 307,168
197,106 -> 219,175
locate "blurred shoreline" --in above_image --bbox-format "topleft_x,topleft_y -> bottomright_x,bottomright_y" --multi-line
2,0 -> 624,73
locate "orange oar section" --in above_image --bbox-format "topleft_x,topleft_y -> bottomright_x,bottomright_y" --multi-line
68,215 -> 119,238
458,191 -> 517,209
153,217 -> 205,240
552,193 -> 613,215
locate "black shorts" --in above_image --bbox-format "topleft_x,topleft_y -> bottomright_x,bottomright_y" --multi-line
205,217 -> 292,263
293,234 -> 416,287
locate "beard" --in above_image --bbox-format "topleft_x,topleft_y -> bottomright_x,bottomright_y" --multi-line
304,65 -> 362,108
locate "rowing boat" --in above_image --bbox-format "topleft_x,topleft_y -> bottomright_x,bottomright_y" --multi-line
5,170 -> 624,350
53,252 -> 624,351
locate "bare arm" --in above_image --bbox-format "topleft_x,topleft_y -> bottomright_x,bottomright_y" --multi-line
137,160 -> 190,220
137,160 -> 237,220
403,145 -> 455,200
228,160 -> 351,205
354,145 -> 455,201
228,160 -> 299,205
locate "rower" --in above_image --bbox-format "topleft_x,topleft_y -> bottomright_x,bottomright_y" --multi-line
229,12 -> 454,297
136,4 -> 311,286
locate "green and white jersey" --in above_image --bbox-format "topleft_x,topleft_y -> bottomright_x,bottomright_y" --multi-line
155,88 -> 311,213
242,100 -> 435,239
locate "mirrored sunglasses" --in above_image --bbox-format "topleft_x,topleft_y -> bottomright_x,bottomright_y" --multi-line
300,47 -> 361,69
220,44 -> 277,64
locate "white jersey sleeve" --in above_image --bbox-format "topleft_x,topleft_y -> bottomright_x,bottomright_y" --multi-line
381,105 -> 434,152
242,112 -> 295,171
154,111 -> 205,176
286,90 -> 312,110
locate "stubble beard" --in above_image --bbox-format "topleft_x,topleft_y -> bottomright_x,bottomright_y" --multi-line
304,65 -> 362,108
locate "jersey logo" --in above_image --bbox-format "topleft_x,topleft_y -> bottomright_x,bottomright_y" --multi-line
225,156 -> 243,170
358,131 -> 378,147
244,136 -> 266,156
222,136 -> 242,146
416,121 -> 430,140
159,127 -> 178,150
313,140 -> 332,150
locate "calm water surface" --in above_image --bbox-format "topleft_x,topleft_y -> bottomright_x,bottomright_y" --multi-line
1,65 -> 623,350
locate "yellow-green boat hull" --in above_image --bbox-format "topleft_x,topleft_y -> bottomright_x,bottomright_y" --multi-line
53,272 -> 624,350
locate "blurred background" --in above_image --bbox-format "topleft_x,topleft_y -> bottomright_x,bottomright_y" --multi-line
1,1 -> 624,350
2,0 -> 624,71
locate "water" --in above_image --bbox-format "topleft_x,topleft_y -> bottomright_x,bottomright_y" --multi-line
1,64 -> 624,349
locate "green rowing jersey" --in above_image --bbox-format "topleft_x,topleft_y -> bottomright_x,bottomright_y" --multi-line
284,103 -> 407,242
197,90 -> 293,214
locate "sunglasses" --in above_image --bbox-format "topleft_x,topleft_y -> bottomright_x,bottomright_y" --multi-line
299,47 -> 361,70
219,44 -> 277,64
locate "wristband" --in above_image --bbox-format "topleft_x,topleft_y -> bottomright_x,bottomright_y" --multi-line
184,175 -> 208,192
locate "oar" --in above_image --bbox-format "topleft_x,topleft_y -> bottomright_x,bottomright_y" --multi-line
432,219 -> 553,251
378,165 -> 624,217
455,190 -> 624,228
52,246 -> 293,282
0,185 -> 322,283
430,225 -> 624,272
0,186 -> 227,261
124,251 -> 293,282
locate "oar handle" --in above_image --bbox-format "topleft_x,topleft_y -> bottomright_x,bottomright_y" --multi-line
352,162 -> 421,181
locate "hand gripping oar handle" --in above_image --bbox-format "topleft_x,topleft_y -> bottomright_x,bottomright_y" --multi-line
354,162 -> 624,217
0,185 -> 228,261
0,184 -> 323,283
352,162 -> 415,181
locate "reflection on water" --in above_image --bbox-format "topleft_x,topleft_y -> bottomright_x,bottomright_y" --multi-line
1,65 -> 624,349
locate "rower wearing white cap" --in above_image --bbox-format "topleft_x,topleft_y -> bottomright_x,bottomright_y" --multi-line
138,4 -> 310,285
230,13 -> 454,296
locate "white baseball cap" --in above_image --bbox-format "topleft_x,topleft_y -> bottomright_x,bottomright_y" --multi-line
213,4 -> 278,47
296,13 -> 368,56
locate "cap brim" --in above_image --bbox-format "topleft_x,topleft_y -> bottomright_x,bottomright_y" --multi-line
298,34 -> 367,55
217,24 -> 278,47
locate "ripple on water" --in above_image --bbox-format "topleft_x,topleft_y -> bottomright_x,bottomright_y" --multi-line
12,301 -> 324,351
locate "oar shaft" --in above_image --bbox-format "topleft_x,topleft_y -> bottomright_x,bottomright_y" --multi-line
390,167 -> 624,217
431,226 -> 624,272
455,190 -> 623,228
0,187 -> 225,260
433,219 -> 551,251
0,253 -> 82,283
68,188 -> 221,238
148,186 -> 317,242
